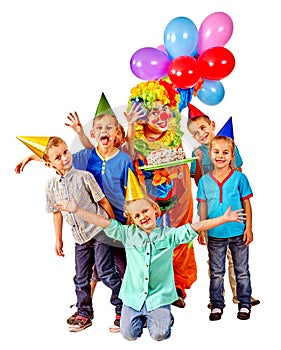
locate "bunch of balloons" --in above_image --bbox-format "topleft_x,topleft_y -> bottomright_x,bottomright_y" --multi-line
130,12 -> 234,106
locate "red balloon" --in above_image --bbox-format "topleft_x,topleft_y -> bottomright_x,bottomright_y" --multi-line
168,55 -> 200,88
197,46 -> 235,80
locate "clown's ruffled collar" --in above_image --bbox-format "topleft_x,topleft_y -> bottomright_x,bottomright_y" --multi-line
134,118 -> 184,157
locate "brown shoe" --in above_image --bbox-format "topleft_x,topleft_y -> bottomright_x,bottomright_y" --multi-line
237,307 -> 251,320
233,296 -> 260,306
109,314 -> 121,333
69,315 -> 92,332
209,307 -> 223,321
172,296 -> 186,308
67,311 -> 78,325
251,297 -> 260,306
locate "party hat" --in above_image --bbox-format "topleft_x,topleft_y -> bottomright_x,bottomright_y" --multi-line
95,92 -> 114,117
187,103 -> 207,119
16,136 -> 50,159
125,168 -> 145,201
217,117 -> 234,139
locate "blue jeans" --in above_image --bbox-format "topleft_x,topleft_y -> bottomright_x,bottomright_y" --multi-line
208,234 -> 252,309
74,234 -> 123,319
120,303 -> 173,341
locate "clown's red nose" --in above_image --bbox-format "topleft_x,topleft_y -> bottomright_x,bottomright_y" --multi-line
159,112 -> 169,121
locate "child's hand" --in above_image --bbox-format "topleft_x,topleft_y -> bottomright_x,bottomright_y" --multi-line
243,228 -> 253,246
56,196 -> 78,213
193,148 -> 203,161
124,102 -> 146,124
197,231 -> 207,245
55,240 -> 64,257
65,111 -> 83,134
14,156 -> 33,174
223,206 -> 246,223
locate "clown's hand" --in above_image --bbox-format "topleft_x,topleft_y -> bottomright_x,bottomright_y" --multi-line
124,102 -> 146,124
56,196 -> 78,213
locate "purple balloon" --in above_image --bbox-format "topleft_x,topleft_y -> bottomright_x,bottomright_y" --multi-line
130,47 -> 171,80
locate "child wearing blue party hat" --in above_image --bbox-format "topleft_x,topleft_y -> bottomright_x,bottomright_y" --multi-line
186,103 -> 260,308
196,134 -> 256,321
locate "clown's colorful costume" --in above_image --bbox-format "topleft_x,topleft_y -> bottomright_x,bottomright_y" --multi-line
128,80 -> 197,300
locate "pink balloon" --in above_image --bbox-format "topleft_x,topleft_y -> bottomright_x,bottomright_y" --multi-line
198,12 -> 233,55
156,45 -> 167,54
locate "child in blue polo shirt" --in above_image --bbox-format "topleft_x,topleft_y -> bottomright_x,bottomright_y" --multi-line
197,135 -> 255,321
187,103 -> 259,308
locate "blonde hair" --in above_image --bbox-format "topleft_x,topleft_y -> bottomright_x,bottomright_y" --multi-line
92,114 -> 119,128
43,136 -> 67,162
124,197 -> 161,224
209,135 -> 236,169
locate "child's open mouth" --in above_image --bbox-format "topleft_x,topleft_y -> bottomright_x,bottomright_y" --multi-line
100,135 -> 110,146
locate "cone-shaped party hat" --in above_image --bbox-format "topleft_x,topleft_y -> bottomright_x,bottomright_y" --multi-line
125,168 -> 145,201
187,103 -> 207,119
95,92 -> 114,117
217,117 -> 234,139
16,136 -> 50,159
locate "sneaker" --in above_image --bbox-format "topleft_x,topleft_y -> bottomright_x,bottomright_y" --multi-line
251,297 -> 260,306
67,311 -> 78,325
172,296 -> 186,308
237,307 -> 251,320
172,289 -> 186,308
68,315 -> 92,332
209,307 -> 223,321
109,314 -> 121,333
233,296 -> 260,306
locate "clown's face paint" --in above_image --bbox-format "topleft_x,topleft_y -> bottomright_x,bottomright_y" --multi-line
146,101 -> 172,133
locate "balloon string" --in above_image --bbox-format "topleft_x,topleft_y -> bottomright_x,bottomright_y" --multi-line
193,78 -> 204,97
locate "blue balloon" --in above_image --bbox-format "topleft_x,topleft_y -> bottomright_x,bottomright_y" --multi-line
197,79 -> 225,105
164,17 -> 198,60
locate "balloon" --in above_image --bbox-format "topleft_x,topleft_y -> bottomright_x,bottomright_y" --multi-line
156,44 -> 167,54
197,79 -> 225,105
164,17 -> 198,60
198,46 -> 235,80
168,55 -> 200,89
198,12 -> 233,54
130,47 -> 171,80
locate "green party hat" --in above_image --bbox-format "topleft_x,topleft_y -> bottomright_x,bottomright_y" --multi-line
95,92 -> 114,116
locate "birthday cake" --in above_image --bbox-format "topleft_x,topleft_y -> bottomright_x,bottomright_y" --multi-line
146,147 -> 186,166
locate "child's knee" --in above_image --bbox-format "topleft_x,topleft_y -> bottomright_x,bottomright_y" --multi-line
121,328 -> 140,341
150,329 -> 171,341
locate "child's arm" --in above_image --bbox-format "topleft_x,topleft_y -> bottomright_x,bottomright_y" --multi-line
197,201 -> 207,245
191,206 -> 246,233
123,102 -> 145,158
242,198 -> 253,246
56,196 -> 111,229
65,111 -> 94,149
53,211 -> 65,257
193,148 -> 203,186
98,197 -> 115,219
14,154 -> 42,173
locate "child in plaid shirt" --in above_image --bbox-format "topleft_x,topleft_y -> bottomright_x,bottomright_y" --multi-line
18,136 -> 123,332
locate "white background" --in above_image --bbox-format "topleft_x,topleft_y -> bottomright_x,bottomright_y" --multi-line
1,1 -> 280,349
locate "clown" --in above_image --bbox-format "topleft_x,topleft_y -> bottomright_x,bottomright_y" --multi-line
126,79 -> 197,306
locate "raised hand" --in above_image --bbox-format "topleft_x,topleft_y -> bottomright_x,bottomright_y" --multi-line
124,102 -> 146,125
65,111 -> 83,134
